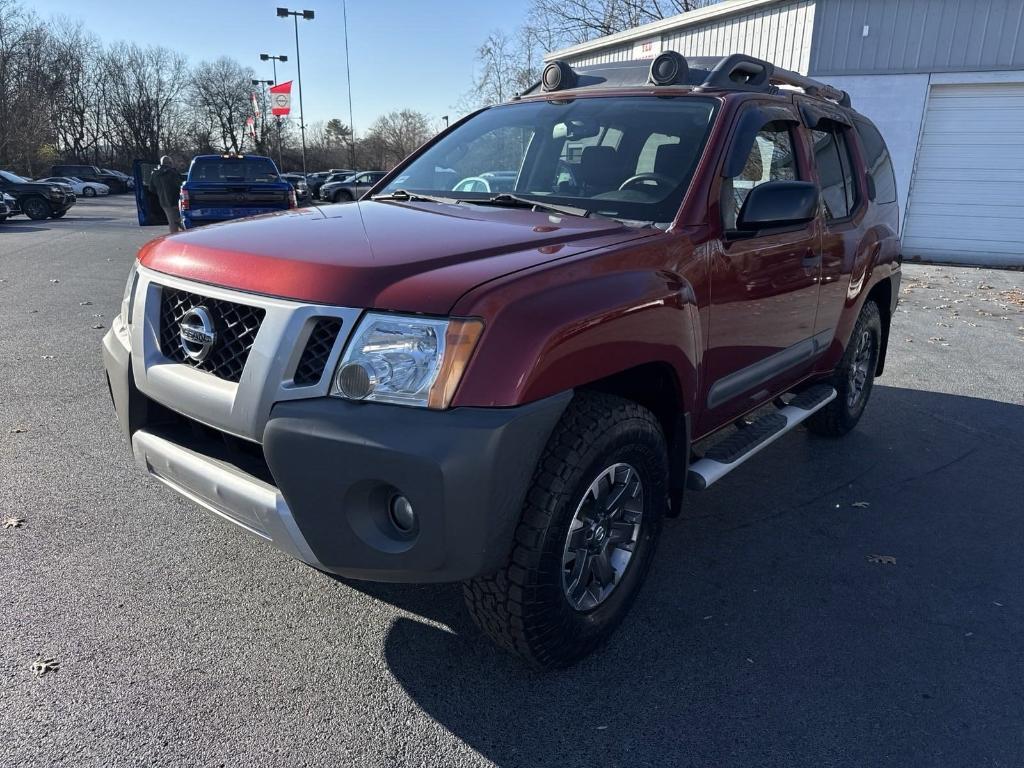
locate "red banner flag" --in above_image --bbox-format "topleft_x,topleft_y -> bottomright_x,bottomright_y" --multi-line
269,81 -> 292,116
246,115 -> 256,139
251,92 -> 260,119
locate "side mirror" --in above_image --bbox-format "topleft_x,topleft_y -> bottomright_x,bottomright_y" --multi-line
737,180 -> 819,231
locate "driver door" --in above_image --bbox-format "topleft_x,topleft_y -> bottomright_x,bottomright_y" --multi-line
699,104 -> 822,432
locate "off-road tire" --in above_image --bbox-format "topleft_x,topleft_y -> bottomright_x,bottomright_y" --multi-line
806,300 -> 882,437
83,186 -> 96,197
22,196 -> 50,221
464,392 -> 668,669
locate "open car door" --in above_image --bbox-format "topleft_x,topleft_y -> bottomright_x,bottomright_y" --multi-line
133,159 -> 177,226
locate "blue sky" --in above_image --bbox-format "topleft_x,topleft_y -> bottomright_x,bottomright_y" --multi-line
35,0 -> 532,132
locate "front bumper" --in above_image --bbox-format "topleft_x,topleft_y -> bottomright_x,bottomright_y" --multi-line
103,318 -> 569,582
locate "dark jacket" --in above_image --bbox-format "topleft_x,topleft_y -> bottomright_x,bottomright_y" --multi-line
149,165 -> 182,209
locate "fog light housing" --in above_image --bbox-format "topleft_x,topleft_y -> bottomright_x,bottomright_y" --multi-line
335,361 -> 375,399
389,495 -> 416,532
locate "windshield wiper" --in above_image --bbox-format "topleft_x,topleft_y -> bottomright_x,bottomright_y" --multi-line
372,189 -> 462,205
469,193 -> 590,218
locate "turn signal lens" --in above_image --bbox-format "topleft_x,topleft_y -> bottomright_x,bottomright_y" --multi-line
427,319 -> 484,409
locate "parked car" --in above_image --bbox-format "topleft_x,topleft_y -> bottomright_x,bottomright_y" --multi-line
132,154 -> 294,229
37,176 -> 109,197
319,171 -> 386,202
0,194 -> 10,221
103,53 -> 900,669
50,164 -> 128,193
305,171 -> 331,197
1,191 -> 18,217
281,173 -> 310,204
102,168 -> 134,190
0,169 -> 76,219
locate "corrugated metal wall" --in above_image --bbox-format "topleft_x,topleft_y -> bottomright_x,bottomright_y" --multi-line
564,0 -> 817,73
810,0 -> 1024,75
661,0 -> 816,72
568,43 -> 635,68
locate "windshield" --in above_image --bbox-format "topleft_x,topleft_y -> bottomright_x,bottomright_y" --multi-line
188,157 -> 280,183
381,96 -> 717,224
0,170 -> 29,183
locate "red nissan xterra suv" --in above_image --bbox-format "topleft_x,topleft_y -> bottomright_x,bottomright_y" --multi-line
103,53 -> 901,669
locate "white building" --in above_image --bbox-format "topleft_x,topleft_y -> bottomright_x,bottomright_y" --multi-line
546,0 -> 1024,267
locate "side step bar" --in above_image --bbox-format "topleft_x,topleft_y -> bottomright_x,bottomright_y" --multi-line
687,384 -> 836,491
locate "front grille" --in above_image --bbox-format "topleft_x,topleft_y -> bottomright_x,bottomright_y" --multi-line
293,317 -> 343,385
159,287 -> 266,382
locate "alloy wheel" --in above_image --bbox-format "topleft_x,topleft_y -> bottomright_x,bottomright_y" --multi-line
561,462 -> 644,612
847,328 -> 873,408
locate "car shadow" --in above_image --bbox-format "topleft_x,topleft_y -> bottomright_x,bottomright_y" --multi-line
361,385 -> 1024,767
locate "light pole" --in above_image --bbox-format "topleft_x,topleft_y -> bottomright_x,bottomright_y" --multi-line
258,54 -> 288,171
276,7 -> 314,177
251,78 -> 279,166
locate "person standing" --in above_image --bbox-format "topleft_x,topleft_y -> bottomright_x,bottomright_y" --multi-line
149,156 -> 183,234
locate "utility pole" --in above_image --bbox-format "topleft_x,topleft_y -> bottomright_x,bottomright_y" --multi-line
276,8 -> 314,177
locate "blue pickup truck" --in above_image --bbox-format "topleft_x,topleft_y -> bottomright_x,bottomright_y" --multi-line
133,154 -> 295,229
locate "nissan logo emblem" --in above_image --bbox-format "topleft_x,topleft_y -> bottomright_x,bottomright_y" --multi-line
179,306 -> 217,362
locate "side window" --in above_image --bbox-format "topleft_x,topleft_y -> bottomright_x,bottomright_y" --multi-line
723,120 -> 798,229
811,125 -> 859,220
854,120 -> 897,204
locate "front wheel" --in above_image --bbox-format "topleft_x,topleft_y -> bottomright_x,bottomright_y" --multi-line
83,186 -> 96,197
465,392 -> 668,669
50,210 -> 67,219
806,300 -> 882,437
22,197 -> 50,220
332,190 -> 352,203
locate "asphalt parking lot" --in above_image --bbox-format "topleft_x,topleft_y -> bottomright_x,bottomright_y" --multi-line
2,196 -> 1023,768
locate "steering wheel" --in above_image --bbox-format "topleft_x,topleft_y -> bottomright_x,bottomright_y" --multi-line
617,173 -> 675,193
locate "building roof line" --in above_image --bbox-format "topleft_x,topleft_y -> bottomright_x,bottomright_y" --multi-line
544,0 -> 791,62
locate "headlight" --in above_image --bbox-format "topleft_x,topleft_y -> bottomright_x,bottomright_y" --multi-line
332,313 -> 483,409
120,260 -> 140,325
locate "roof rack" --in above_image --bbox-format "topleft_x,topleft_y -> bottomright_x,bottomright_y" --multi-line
696,53 -> 851,108
521,53 -> 852,109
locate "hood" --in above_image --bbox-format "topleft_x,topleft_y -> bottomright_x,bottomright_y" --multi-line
139,200 -> 658,314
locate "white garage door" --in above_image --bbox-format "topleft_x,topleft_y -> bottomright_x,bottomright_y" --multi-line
903,82 -> 1024,267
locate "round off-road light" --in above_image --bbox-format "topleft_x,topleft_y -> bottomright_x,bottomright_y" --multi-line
542,60 -> 577,92
389,495 -> 416,532
336,361 -> 375,399
649,51 -> 688,86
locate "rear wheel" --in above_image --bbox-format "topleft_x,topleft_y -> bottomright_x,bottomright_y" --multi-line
465,392 -> 668,669
806,300 -> 882,437
83,186 -> 96,197
22,197 -> 50,220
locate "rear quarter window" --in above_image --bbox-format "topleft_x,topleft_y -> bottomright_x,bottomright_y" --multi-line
854,120 -> 897,204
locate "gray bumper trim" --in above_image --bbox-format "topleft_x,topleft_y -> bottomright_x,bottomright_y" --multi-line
130,429 -> 323,568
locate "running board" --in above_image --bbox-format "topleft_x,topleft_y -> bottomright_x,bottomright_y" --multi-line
687,384 -> 836,491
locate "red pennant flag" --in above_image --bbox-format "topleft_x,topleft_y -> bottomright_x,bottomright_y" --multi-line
269,81 -> 292,116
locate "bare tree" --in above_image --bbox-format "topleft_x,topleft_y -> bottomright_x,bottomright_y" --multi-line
364,109 -> 433,169
531,0 -> 716,47
191,57 -> 256,154
101,42 -> 188,160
